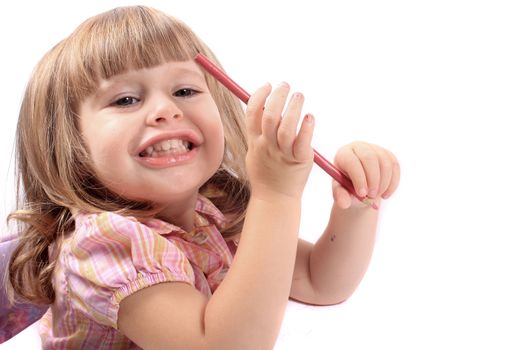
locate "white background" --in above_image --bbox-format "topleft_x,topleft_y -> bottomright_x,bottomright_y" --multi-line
1,0 -> 527,349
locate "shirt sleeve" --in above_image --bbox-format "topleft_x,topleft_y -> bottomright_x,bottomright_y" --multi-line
63,212 -> 195,329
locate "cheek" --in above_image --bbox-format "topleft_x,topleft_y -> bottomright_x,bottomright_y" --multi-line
90,144 -> 120,186
82,124 -> 129,180
210,116 -> 226,162
201,103 -> 225,156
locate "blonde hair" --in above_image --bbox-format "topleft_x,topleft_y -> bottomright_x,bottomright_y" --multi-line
8,6 -> 249,304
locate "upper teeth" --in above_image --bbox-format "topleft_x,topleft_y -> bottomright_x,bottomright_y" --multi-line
141,139 -> 191,156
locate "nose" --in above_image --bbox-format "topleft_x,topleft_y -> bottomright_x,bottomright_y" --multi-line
146,94 -> 183,125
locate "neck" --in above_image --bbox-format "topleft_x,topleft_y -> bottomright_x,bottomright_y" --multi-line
156,191 -> 199,232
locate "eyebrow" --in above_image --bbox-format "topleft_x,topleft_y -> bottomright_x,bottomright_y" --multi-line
93,67 -> 206,98
170,68 -> 205,80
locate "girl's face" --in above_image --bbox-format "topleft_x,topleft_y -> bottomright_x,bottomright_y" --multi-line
79,60 -> 225,210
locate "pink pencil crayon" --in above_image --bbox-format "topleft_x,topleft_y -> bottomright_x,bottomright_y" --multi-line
195,53 -> 378,210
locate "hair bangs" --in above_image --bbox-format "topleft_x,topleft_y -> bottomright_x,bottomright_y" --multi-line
64,6 -> 200,104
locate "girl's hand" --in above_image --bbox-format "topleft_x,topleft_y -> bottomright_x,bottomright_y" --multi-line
245,82 -> 315,200
332,141 -> 400,209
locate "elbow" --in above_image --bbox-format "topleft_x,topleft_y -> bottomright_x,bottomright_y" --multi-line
290,293 -> 350,306
310,281 -> 361,306
311,292 -> 353,306
204,335 -> 276,350
290,284 -> 356,306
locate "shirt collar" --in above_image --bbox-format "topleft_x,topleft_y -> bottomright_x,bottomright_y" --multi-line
143,194 -> 227,236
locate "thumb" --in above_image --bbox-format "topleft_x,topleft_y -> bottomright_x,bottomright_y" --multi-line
332,180 -> 352,209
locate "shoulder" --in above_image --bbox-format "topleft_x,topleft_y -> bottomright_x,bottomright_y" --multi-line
59,211 -> 171,277
64,211 -> 192,269
73,211 -> 144,237
68,211 -> 163,251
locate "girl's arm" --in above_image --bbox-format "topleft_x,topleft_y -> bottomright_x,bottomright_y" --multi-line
118,83 -> 315,350
290,142 -> 400,305
119,195 -> 301,350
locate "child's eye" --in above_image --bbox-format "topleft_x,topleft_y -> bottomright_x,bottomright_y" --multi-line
174,88 -> 199,98
112,96 -> 139,107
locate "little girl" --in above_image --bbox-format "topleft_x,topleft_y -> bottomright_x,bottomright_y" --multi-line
5,5 -> 399,349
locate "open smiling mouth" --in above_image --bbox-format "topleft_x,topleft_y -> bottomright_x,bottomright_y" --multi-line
138,139 -> 194,158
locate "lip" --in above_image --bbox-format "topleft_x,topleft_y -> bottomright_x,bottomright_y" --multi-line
134,130 -> 203,156
135,146 -> 199,169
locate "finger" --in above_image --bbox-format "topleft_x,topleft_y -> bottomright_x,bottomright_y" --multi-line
382,151 -> 400,199
332,180 -> 352,209
277,92 -> 304,157
353,144 -> 380,198
335,149 -> 368,198
246,83 -> 271,136
292,114 -> 315,161
262,82 -> 290,146
375,147 -> 394,197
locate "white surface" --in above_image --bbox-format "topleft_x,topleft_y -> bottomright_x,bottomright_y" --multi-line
1,0 -> 527,349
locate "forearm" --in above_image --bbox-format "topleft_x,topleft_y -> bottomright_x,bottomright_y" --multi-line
309,203 -> 379,303
204,194 -> 301,349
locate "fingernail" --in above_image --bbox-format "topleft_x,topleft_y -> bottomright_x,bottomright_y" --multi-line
255,82 -> 270,93
279,81 -> 289,88
368,189 -> 378,198
304,114 -> 313,123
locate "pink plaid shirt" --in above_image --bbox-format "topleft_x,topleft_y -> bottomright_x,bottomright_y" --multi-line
39,195 -> 235,349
